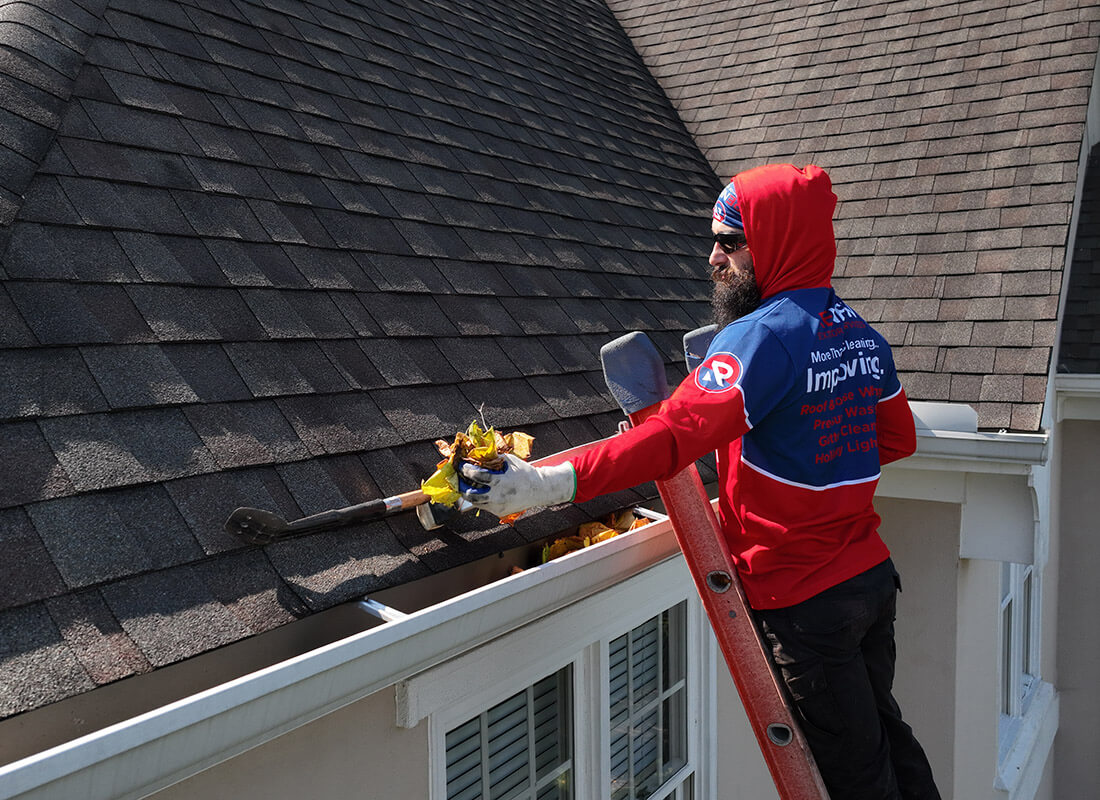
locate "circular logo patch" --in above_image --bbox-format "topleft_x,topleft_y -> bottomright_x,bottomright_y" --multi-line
695,352 -> 743,393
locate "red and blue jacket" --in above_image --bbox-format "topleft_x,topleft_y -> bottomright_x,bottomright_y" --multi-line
571,165 -> 916,609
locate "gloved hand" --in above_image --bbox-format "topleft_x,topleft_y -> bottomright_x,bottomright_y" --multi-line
459,453 -> 576,518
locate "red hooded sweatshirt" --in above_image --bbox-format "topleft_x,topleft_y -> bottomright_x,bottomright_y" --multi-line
571,164 -> 916,609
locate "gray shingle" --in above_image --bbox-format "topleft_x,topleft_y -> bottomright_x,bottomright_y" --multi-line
279,246 -> 371,290
435,259 -> 513,295
264,519 -> 429,612
434,295 -> 522,336
240,289 -> 354,339
8,282 -> 154,345
115,231 -> 207,284
0,421 -> 75,507
358,447 -> 424,497
276,454 -> 381,516
357,292 -> 458,337
207,240 -> 308,288
317,339 -> 387,390
172,190 -> 268,239
373,385 -> 480,442
127,285 -> 266,342
541,334 -> 600,372
40,409 -> 217,491
0,509 -> 66,608
81,345 -> 200,409
0,604 -> 94,718
183,155 -> 272,197
191,551 -> 300,634
460,379 -> 557,429
46,590 -> 153,685
358,252 -> 448,293
506,298 -> 581,335
166,467 -> 297,555
277,393 -> 402,455
100,566 -> 254,667
529,371 -> 616,418
0,348 -> 108,419
159,343 -> 252,402
28,486 -> 203,588
225,340 -> 348,397
15,176 -> 82,226
184,400 -> 310,468
0,287 -> 37,347
439,337 -> 522,380
359,337 -> 459,385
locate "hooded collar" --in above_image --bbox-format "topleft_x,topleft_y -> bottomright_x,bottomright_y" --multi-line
731,164 -> 837,299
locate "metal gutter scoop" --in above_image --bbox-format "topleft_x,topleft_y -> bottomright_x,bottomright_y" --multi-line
225,492 -> 468,544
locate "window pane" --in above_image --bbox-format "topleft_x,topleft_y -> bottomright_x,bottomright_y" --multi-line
677,774 -> 694,800
1001,601 -> 1013,715
608,602 -> 688,800
1022,570 -> 1034,679
662,603 -> 686,691
446,667 -> 572,800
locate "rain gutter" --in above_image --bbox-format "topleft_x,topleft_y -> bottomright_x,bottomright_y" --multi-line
0,513 -> 679,800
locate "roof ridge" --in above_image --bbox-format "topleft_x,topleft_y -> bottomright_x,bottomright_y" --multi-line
0,0 -> 109,241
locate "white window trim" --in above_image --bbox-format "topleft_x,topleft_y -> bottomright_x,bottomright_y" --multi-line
396,555 -> 716,800
996,472 -> 1048,782
994,681 -> 1059,800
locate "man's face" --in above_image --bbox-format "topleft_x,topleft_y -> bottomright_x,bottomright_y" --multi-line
710,221 -> 761,326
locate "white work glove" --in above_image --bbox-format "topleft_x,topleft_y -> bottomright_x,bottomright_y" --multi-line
458,453 -> 576,518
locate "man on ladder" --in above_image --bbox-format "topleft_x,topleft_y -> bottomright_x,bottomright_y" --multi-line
460,163 -> 941,800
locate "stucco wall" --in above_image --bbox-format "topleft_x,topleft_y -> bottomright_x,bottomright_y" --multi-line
148,687 -> 428,799
1053,418 -> 1100,796
715,660 -> 780,799
714,496 -> 960,798
878,496 -> 960,796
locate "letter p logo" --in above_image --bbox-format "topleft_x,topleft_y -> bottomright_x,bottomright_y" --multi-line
695,352 -> 743,394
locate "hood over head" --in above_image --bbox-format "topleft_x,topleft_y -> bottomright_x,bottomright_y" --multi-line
727,164 -> 837,299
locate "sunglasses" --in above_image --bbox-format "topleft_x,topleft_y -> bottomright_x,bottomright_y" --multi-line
714,231 -> 748,253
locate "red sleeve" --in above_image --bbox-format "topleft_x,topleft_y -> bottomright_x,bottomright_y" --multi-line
571,369 -> 753,503
876,388 -> 916,465
570,415 -> 679,503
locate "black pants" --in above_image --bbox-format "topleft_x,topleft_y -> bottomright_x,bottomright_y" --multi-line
753,559 -> 941,800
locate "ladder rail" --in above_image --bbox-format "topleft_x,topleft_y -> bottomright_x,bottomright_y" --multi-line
602,330 -> 829,800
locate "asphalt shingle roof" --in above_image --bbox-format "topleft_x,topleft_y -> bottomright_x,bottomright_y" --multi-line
608,0 -> 1100,431
0,0 -> 719,728
1060,150 -> 1100,372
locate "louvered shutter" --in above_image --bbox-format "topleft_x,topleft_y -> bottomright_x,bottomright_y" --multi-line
445,668 -> 572,800
609,602 -> 688,799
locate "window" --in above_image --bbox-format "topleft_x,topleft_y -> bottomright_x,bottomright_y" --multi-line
999,561 -> 1039,722
445,669 -> 572,800
400,556 -> 715,800
609,603 -> 689,799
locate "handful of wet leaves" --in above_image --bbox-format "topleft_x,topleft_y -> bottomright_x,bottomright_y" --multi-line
420,420 -> 535,509
540,509 -> 650,563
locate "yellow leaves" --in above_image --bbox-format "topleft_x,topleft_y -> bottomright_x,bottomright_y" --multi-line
540,510 -> 650,563
421,421 -> 535,508
421,462 -> 460,506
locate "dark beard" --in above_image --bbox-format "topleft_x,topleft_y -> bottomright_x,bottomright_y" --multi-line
711,268 -> 762,328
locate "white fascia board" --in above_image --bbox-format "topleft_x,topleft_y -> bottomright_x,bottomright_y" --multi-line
0,519 -> 681,800
894,401 -> 1048,477
909,428 -> 1048,474
1054,374 -> 1100,421
878,403 -> 1048,564
877,428 -> 1048,505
